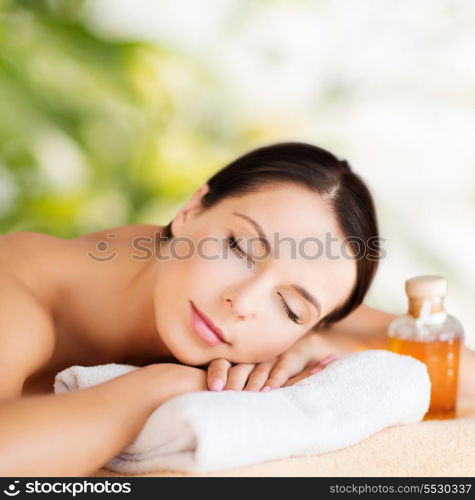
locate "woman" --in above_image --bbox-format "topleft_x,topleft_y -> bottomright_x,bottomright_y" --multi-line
0,142 -> 473,476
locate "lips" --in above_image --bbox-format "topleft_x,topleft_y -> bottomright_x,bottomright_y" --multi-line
190,301 -> 230,346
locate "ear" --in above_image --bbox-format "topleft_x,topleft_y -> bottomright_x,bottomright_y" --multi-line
171,184 -> 210,237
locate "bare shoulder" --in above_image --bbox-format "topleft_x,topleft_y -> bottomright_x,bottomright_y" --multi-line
0,230 -> 65,253
0,231 -> 67,278
72,223 -> 165,264
74,223 -> 164,244
0,231 -> 74,303
0,231 -> 70,263
0,223 -> 165,310
0,224 -> 163,292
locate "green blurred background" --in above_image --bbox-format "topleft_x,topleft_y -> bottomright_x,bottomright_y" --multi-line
1,0 -> 474,346
0,0 -> 258,237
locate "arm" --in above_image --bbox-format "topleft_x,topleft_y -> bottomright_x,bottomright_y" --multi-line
0,271 -> 56,400
0,363 -> 207,477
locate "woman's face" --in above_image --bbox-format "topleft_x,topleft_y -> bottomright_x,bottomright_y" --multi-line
153,183 -> 357,366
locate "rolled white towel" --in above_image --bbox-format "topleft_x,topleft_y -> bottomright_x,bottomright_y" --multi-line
54,350 -> 430,474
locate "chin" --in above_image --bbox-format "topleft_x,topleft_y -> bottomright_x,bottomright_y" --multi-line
162,332 -> 211,366
173,350 -> 211,367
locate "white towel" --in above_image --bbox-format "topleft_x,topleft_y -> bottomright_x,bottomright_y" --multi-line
54,350 -> 430,474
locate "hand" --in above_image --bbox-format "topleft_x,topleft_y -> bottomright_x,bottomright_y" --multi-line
206,353 -> 339,392
279,330 -> 369,387
205,331 -> 348,392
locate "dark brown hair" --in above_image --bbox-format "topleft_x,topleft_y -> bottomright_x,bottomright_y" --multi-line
162,142 -> 381,331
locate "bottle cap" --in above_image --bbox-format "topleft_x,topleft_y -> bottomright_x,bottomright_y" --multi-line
405,275 -> 447,299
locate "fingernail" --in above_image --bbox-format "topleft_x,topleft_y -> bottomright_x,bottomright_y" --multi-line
320,354 -> 338,366
310,366 -> 323,374
211,379 -> 224,391
260,386 -> 271,392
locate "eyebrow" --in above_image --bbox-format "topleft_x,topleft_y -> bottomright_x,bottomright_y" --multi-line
232,211 -> 322,319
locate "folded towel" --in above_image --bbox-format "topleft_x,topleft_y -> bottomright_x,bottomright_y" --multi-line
54,350 -> 430,474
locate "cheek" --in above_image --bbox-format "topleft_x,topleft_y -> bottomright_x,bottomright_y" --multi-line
182,253 -> 228,288
178,237 -> 245,290
156,249 -> 231,306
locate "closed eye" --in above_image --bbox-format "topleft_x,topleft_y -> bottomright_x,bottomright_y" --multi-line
278,293 -> 301,324
226,234 -> 254,266
226,233 -> 301,325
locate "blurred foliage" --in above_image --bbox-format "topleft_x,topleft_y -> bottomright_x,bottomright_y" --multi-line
0,0 -> 256,238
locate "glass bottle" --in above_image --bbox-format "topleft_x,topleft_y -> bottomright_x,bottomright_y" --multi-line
387,275 -> 464,420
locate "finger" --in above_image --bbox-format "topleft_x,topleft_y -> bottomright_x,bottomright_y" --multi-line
224,363 -> 256,391
243,361 -> 275,391
283,355 -> 338,387
310,354 -> 338,374
262,352 -> 308,390
207,358 -> 232,391
282,366 -> 316,386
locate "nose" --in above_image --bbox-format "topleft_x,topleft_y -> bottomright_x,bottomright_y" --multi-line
222,278 -> 269,320
223,295 -> 250,320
